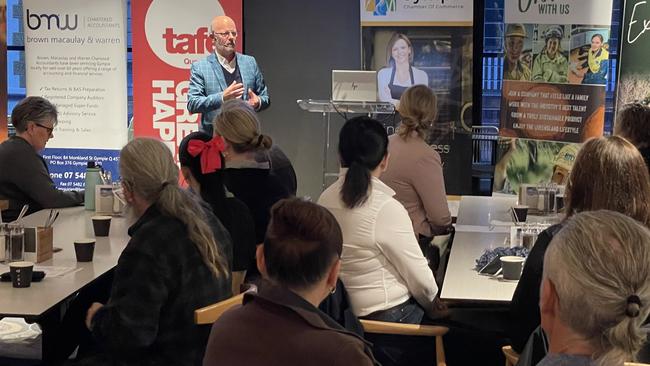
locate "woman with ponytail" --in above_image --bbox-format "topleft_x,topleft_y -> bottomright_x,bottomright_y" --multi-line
214,99 -> 291,279
81,138 -> 231,366
179,131 -> 256,293
381,85 -> 452,255
318,116 -> 440,324
539,210 -> 650,366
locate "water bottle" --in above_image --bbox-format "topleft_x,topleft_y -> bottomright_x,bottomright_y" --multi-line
84,161 -> 102,210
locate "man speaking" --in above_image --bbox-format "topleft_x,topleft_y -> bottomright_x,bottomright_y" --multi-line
188,15 -> 270,134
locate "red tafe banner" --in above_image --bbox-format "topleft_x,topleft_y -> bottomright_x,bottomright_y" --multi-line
131,0 -> 242,159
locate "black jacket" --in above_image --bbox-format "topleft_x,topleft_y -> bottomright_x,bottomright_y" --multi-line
0,136 -> 83,221
88,205 -> 232,365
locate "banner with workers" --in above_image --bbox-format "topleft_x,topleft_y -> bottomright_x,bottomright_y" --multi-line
493,0 -> 613,194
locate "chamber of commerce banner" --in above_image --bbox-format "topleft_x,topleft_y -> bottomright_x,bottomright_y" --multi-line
131,0 -> 242,160
617,0 -> 650,108
0,0 -> 7,142
494,0 -> 613,194
23,0 -> 128,190
361,0 -> 474,195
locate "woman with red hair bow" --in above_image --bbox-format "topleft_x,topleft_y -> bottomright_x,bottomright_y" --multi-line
179,131 -> 256,294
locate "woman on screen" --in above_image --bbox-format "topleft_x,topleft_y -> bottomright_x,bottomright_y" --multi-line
377,33 -> 429,106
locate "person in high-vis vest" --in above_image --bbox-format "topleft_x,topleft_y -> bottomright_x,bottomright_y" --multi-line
581,34 -> 609,85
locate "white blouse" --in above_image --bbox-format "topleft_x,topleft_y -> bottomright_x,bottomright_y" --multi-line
318,171 -> 438,317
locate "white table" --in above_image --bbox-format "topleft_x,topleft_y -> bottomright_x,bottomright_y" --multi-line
441,231 -> 517,303
0,207 -> 129,361
0,207 -> 129,318
441,195 -> 555,304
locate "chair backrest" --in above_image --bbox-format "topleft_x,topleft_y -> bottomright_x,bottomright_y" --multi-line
360,319 -> 449,366
625,363 -> 650,366
194,293 -> 245,325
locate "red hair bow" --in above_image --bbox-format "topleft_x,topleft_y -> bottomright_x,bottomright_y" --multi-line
187,136 -> 226,174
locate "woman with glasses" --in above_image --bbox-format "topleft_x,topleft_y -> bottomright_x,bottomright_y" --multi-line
0,96 -> 83,222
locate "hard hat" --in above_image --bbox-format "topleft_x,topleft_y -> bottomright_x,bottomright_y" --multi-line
553,143 -> 580,172
543,25 -> 564,40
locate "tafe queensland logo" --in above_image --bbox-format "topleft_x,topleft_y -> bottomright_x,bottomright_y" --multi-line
145,0 -> 224,69
26,9 -> 78,30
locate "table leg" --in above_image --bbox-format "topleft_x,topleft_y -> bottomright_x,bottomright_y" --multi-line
37,306 -> 62,365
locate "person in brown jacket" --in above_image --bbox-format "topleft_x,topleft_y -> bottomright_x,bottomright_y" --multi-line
381,85 -> 452,257
202,198 -> 378,366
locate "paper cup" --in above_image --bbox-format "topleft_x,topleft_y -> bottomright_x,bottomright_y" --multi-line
512,206 -> 529,223
91,216 -> 112,237
500,256 -> 525,281
10,261 -> 34,288
74,239 -> 96,262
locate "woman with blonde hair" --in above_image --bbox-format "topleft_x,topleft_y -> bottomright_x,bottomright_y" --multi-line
80,138 -> 231,365
377,33 -> 429,106
539,210 -> 650,366
509,136 -> 650,358
380,85 -> 451,265
214,99 -> 291,280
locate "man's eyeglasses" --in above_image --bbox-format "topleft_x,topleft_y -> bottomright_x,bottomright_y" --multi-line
212,31 -> 237,38
34,123 -> 54,136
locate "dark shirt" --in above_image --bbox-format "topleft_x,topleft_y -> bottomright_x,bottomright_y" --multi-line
221,63 -> 242,87
223,165 -> 290,245
0,136 -> 83,221
203,280 -> 378,366
89,205 -> 231,366
509,223 -> 563,353
265,145 -> 298,196
217,196 -> 256,272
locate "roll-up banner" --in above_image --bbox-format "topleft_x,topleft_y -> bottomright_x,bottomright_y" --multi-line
23,0 -> 128,190
617,0 -> 650,107
493,0 -> 613,194
131,0 -> 242,160
0,0 -> 6,143
361,0 -> 474,195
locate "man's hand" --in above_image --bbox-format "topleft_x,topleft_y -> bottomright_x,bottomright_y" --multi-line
223,80 -> 244,101
247,88 -> 260,109
86,302 -> 104,330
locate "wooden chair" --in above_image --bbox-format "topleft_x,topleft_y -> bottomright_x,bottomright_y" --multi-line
359,319 -> 449,366
195,294 -> 449,365
502,345 -> 519,366
194,293 -> 245,325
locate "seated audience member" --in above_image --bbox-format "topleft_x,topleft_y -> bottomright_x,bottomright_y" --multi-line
0,96 -> 83,221
179,131 -> 256,293
380,85 -> 452,256
509,136 -> 650,355
203,198 -> 378,366
539,210 -> 650,366
78,138 -> 231,366
318,116 -> 441,324
615,102 -> 650,171
213,99 -> 291,273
